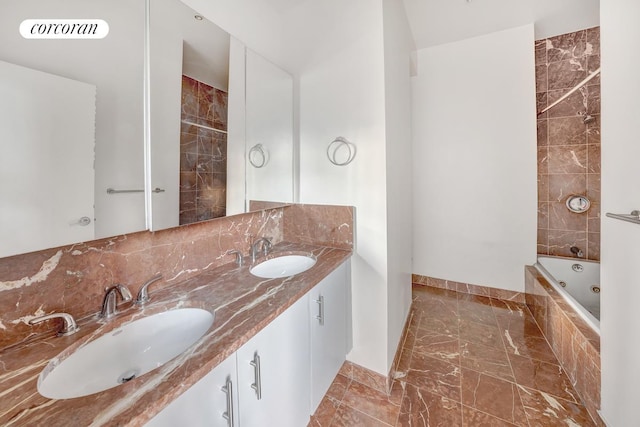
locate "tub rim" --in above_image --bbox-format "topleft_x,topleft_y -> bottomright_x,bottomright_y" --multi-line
534,257 -> 600,335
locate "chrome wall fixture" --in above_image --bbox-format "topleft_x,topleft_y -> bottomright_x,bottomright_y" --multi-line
606,210 -> 640,225
327,136 -> 356,166
107,187 -> 165,194
566,195 -> 591,213
248,144 -> 267,168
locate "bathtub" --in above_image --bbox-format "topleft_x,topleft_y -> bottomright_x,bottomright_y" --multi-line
535,256 -> 600,334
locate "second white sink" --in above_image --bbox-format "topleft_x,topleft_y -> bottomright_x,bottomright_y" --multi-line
250,255 -> 317,279
37,308 -> 214,399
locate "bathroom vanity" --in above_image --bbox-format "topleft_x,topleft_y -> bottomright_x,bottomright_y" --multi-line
148,260 -> 349,426
0,201 -> 355,426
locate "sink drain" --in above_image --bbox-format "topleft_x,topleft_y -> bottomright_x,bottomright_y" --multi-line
591,285 -> 601,294
118,369 -> 140,384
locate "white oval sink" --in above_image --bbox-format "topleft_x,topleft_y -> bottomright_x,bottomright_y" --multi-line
250,255 -> 317,278
38,308 -> 214,399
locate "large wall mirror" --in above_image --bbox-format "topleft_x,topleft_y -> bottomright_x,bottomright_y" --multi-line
148,0 -> 294,231
0,0 -> 146,258
0,0 -> 295,258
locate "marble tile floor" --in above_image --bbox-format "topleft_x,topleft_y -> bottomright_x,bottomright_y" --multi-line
310,284 -> 597,426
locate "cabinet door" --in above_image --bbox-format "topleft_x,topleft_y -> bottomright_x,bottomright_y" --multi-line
309,261 -> 349,413
236,296 -> 310,427
146,353 -> 238,427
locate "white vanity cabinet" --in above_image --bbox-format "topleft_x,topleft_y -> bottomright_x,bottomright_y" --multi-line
236,294 -> 310,427
146,352 -> 238,427
309,261 -> 350,413
147,259 -> 351,427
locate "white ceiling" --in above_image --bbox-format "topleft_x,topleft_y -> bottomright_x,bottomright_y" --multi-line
402,0 -> 600,49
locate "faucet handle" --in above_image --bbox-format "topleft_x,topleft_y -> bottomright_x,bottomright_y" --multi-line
134,274 -> 163,306
100,284 -> 133,319
262,237 -> 273,256
227,250 -> 244,267
29,313 -> 79,337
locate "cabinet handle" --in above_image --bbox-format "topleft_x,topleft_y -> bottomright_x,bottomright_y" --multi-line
221,377 -> 235,427
249,353 -> 262,400
315,295 -> 325,326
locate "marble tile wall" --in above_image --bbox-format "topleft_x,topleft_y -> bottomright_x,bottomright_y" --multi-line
525,266 -> 602,425
180,76 -> 228,225
412,274 -> 526,303
536,27 -> 601,260
0,204 -> 353,351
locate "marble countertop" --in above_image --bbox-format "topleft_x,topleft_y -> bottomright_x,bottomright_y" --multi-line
0,242 -> 351,426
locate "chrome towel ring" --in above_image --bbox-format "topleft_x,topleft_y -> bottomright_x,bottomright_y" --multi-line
248,144 -> 267,168
327,137 -> 356,166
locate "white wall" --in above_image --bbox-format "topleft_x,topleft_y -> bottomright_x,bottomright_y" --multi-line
402,0 -> 600,50
295,0 -> 389,374
412,25 -> 537,293
600,0 -> 640,424
382,0 -> 414,370
184,0 -> 414,376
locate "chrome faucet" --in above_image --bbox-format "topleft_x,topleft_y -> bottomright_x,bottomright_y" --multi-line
250,237 -> 272,263
134,274 -> 163,306
100,284 -> 132,319
28,312 -> 79,337
570,246 -> 584,258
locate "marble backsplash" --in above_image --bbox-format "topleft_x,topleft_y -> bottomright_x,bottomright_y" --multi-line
0,204 -> 354,351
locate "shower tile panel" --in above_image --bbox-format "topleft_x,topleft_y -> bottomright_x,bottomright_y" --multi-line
547,145 -> 587,174
586,204 -> 601,233
536,92 -> 548,117
536,146 -> 548,173
180,76 -> 228,224
546,30 -> 588,63
549,202 -> 588,231
534,40 -> 547,65
586,84 -> 601,115
547,58 -> 587,91
586,116 -> 601,144
548,116 -> 587,145
537,174 -> 549,202
546,88 -> 587,118
548,230 -> 587,258
586,28 -> 600,56
181,76 -> 198,117
548,174 -> 586,202
536,27 -> 600,261
586,55 -> 601,85
587,233 -> 600,261
536,119 -> 548,145
535,64 -> 547,92
537,228 -> 549,255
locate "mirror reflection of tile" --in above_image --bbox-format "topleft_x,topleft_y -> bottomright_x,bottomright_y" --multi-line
179,75 -> 228,224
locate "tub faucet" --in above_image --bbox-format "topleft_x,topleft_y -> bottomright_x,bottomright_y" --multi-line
250,237 -> 272,263
100,284 -> 132,319
570,246 -> 584,258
